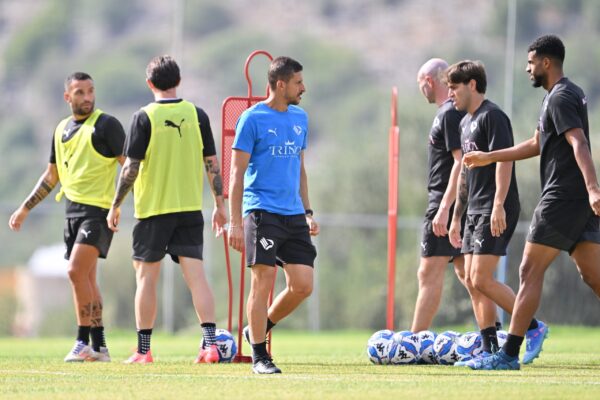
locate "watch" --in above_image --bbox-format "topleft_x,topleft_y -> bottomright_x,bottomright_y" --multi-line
305,209 -> 314,216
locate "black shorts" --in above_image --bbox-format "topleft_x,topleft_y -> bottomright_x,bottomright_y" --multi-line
527,198 -> 600,254
420,205 -> 464,258
462,208 -> 519,256
244,210 -> 317,268
132,211 -> 204,263
64,217 -> 114,260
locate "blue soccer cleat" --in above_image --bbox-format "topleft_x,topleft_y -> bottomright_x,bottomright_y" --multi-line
468,350 -> 520,370
523,320 -> 549,364
454,351 -> 491,367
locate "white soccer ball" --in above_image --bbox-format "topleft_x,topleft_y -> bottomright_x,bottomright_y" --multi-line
497,330 -> 508,349
389,331 -> 420,365
455,331 -> 483,362
433,330 -> 460,365
202,328 -> 237,363
417,330 -> 437,364
367,329 -> 395,365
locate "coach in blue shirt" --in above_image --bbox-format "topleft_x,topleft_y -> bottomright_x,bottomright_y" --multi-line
228,56 -> 319,375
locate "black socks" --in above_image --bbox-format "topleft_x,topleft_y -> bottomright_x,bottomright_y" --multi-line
77,326 -> 91,345
137,329 -> 153,354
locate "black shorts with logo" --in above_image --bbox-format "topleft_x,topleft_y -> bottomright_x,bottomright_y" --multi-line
132,211 -> 204,263
243,210 -> 317,268
462,207 -> 519,256
64,216 -> 114,260
527,198 -> 600,254
421,204 -> 465,258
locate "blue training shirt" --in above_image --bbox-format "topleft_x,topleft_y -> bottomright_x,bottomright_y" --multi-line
232,102 -> 308,216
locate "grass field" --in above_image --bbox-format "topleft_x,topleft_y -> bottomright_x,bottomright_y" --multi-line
1,326 -> 600,399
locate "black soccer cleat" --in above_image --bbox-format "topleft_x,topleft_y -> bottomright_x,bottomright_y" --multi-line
252,357 -> 282,374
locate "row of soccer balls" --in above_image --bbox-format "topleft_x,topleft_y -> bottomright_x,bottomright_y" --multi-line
367,329 -> 507,365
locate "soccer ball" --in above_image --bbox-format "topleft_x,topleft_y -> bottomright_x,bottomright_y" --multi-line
417,330 -> 437,364
389,331 -> 420,365
497,330 -> 508,349
455,331 -> 483,362
433,330 -> 460,365
367,329 -> 395,365
202,328 -> 237,363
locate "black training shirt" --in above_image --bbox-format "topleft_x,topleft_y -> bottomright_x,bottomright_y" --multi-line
427,99 -> 465,206
538,77 -> 590,200
125,99 -> 216,160
49,112 -> 126,217
459,99 -> 519,214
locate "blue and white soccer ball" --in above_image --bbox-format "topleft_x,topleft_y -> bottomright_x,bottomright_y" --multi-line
433,330 -> 460,365
202,328 -> 237,363
456,331 -> 483,362
497,330 -> 508,349
367,329 -> 395,365
389,331 -> 420,365
417,330 -> 437,364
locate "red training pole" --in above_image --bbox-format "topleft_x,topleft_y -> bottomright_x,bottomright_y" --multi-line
386,87 -> 400,331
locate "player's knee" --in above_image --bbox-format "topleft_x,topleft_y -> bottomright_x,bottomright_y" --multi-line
518,259 -> 541,285
471,273 -> 491,292
417,264 -> 440,286
416,265 -> 429,284
453,266 -> 466,284
289,281 -> 313,298
67,266 -> 86,283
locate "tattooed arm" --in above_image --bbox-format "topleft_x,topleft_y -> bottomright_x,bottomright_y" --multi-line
106,157 -> 140,232
204,155 -> 227,237
448,163 -> 468,248
9,164 -> 59,231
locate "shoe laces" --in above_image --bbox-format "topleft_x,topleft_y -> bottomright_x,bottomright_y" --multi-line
70,341 -> 87,355
257,356 -> 276,367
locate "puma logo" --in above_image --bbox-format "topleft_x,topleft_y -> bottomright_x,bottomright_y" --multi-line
165,119 -> 185,137
420,241 -> 427,251
268,128 -> 278,136
475,238 -> 485,247
80,229 -> 92,239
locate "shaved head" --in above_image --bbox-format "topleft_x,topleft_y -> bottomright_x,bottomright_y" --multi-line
417,58 -> 449,105
417,58 -> 449,82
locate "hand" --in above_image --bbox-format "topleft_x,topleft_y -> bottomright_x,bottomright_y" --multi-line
590,186 -> 600,216
8,207 -> 29,231
463,151 -> 492,169
432,207 -> 449,237
228,224 -> 244,252
306,215 -> 320,236
448,219 -> 462,249
212,204 -> 227,237
106,207 -> 121,232
490,204 -> 506,237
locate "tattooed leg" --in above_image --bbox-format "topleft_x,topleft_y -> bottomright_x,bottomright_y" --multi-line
91,301 -> 103,328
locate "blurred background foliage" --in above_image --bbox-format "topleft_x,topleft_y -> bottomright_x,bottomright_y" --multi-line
1,0 -> 600,336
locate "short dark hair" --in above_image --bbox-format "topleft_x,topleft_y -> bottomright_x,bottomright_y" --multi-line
268,56 -> 303,90
527,34 -> 565,64
64,72 -> 92,90
445,60 -> 487,94
146,55 -> 181,91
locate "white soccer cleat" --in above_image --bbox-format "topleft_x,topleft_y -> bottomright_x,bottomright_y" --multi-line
87,346 -> 111,362
64,341 -> 92,362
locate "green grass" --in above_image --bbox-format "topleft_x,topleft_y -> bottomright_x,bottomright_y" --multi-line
1,327 -> 600,399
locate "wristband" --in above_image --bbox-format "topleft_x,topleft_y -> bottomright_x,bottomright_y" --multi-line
305,209 -> 314,216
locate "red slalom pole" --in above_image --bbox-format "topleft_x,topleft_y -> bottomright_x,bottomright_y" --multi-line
386,87 -> 399,331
